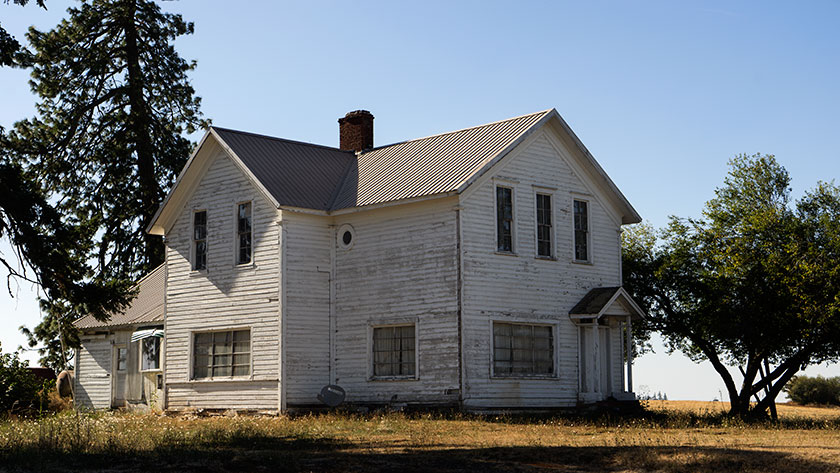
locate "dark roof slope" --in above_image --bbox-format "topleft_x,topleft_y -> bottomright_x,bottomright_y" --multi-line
212,127 -> 354,211
74,265 -> 165,330
568,287 -> 623,316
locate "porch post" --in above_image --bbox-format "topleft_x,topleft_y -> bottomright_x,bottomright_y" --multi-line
625,315 -> 633,393
591,323 -> 600,394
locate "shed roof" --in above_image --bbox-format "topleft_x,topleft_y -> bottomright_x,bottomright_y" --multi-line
74,265 -> 164,330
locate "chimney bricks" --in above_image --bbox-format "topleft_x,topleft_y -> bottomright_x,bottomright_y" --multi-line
338,110 -> 374,152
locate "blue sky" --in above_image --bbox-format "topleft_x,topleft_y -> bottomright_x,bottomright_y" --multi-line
1,0 -> 838,400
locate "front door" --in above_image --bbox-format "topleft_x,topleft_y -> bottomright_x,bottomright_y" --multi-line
112,345 -> 127,407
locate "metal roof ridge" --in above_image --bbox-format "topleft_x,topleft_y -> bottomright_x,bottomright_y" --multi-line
210,126 -> 354,155
358,109 -> 554,155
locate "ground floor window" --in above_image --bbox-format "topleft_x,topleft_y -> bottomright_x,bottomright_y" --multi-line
492,322 -> 554,376
141,337 -> 161,371
372,325 -> 416,378
193,329 -> 250,379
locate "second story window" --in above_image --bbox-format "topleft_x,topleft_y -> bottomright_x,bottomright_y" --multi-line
496,186 -> 513,252
237,202 -> 252,265
536,193 -> 552,258
573,199 -> 589,262
193,210 -> 207,271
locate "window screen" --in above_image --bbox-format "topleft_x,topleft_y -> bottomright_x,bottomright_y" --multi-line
372,325 -> 416,377
493,322 -> 554,376
496,186 -> 513,252
193,330 -> 250,379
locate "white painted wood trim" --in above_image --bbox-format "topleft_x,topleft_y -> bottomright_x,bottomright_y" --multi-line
367,319 -> 420,382
570,196 -> 593,264
533,189 -> 557,259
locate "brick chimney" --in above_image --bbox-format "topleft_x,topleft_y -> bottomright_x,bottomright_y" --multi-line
338,110 -> 374,152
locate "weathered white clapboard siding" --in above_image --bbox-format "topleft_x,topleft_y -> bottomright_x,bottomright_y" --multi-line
460,131 -> 623,408
74,338 -> 111,409
332,198 -> 460,404
281,211 -> 331,405
164,149 -> 280,410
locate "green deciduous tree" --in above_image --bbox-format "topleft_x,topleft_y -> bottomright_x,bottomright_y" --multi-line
623,154 -> 840,418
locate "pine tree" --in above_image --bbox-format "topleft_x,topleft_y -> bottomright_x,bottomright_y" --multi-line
3,0 -> 206,367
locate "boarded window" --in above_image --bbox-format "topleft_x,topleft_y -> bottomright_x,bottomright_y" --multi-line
141,337 -> 161,371
536,193 -> 552,257
372,325 -> 415,378
193,210 -> 207,270
496,186 -> 513,252
237,202 -> 252,265
573,200 -> 589,261
193,329 -> 250,379
493,322 -> 554,376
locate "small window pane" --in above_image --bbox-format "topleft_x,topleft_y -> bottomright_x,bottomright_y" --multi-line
574,200 -> 589,261
496,187 -> 514,252
193,211 -> 207,271
237,202 -> 252,265
537,194 -> 552,257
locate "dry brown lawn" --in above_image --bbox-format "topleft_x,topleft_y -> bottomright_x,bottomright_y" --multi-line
1,402 -> 839,472
646,399 -> 840,420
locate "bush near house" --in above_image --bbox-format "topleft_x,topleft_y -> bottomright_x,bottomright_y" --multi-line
0,344 -> 51,416
785,376 -> 840,407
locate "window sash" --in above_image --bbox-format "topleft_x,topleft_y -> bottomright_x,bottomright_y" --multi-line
493,322 -> 554,376
496,186 -> 513,252
193,210 -> 207,270
237,202 -> 252,265
536,194 -> 552,257
193,329 -> 250,379
573,200 -> 588,261
372,325 -> 416,377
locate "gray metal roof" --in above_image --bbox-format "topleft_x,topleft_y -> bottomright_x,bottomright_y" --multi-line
569,287 -> 623,316
74,265 -> 165,330
211,127 -> 354,211
330,110 -> 551,209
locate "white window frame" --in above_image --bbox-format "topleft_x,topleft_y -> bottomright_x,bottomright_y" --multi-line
192,209 -> 208,272
234,200 -> 254,267
367,321 -> 419,381
571,197 -> 592,264
489,319 -> 558,380
140,336 -> 162,373
533,187 -> 556,260
189,327 -> 253,381
494,183 -> 516,255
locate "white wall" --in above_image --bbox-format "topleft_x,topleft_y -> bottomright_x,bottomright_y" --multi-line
331,197 -> 460,405
460,130 -> 624,408
163,149 -> 281,410
74,337 -> 111,409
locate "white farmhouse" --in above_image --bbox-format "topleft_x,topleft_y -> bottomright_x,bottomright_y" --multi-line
74,109 -> 645,411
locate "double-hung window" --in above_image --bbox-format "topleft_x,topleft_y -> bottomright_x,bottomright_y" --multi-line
493,322 -> 554,377
236,202 -> 252,265
536,193 -> 553,258
193,329 -> 250,379
372,325 -> 416,378
193,210 -> 207,271
496,186 -> 514,252
573,199 -> 589,262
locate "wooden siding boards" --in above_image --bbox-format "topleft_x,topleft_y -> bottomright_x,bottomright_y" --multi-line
74,338 -> 111,409
163,149 -> 280,410
282,212 -> 332,405
332,198 -> 460,405
459,131 -> 624,408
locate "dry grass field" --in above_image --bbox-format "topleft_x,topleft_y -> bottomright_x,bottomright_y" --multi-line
1,402 -> 839,472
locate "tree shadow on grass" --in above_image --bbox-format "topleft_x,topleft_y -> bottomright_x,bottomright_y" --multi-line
3,436 -> 838,473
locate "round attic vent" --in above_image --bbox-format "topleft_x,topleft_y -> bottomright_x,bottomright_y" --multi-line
338,224 -> 355,250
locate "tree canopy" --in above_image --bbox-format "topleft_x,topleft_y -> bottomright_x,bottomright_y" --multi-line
623,154 -> 840,418
1,0 -> 206,369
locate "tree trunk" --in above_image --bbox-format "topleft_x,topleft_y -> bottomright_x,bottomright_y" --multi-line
123,0 -> 162,271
